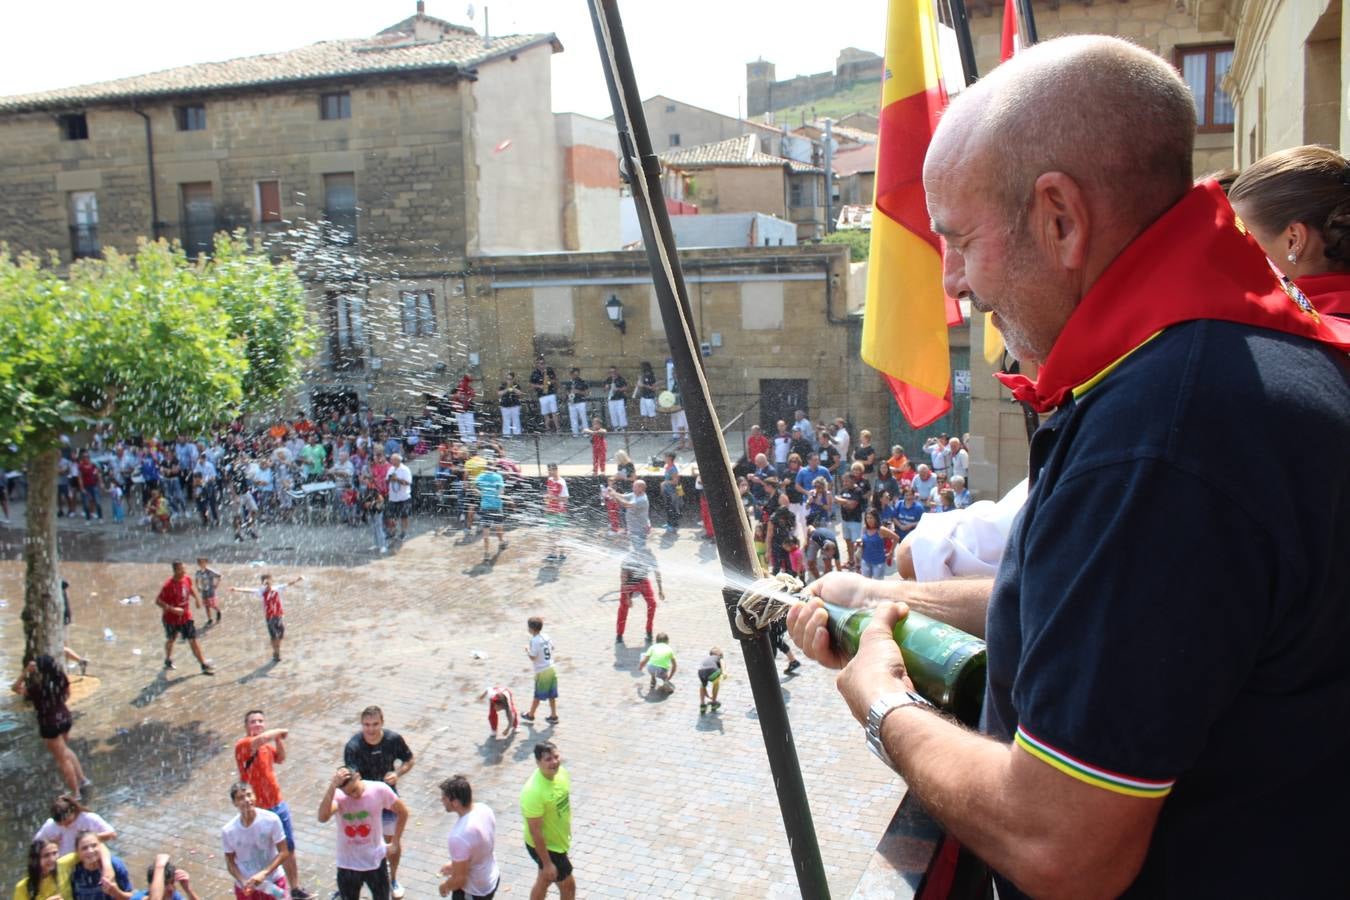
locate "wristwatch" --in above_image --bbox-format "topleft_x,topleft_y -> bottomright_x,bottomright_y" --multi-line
865,690 -> 933,772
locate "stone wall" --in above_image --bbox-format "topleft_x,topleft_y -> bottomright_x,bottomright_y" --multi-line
746,51 -> 883,118
688,166 -> 786,219
312,244 -> 891,435
0,75 -> 472,269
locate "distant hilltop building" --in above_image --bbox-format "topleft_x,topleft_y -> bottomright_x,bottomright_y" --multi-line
746,48 -> 883,118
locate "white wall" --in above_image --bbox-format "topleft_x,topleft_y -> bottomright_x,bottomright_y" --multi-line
472,43 -> 564,254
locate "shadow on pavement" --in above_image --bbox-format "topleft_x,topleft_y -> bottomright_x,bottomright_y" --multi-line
611,643 -> 643,670
695,712 -> 725,734
235,659 -> 279,685
130,671 -> 195,709
477,731 -> 517,765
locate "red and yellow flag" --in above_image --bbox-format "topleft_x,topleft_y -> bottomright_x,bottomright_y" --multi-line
862,0 -> 960,429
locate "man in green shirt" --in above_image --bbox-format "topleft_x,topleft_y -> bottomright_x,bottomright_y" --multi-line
520,741 -> 574,900
299,435 -> 326,484
637,633 -> 678,693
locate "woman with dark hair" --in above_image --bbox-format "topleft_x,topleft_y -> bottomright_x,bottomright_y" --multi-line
11,655 -> 89,800
12,838 -> 73,900
1228,145 -> 1350,318
34,796 -> 116,854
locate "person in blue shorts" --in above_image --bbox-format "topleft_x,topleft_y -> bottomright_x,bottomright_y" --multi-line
475,458 -> 507,561
522,617 -> 558,725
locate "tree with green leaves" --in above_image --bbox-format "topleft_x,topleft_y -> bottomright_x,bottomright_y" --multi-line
0,234 -> 313,663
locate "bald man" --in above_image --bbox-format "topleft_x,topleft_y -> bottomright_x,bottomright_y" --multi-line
789,36 -> 1350,898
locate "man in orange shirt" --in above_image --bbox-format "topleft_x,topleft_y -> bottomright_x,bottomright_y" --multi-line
886,445 -> 909,479
235,709 -> 313,899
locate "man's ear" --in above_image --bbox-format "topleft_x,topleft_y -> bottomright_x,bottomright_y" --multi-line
1030,171 -> 1090,270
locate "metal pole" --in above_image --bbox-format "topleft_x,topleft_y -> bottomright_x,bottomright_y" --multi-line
823,118 -> 834,235
1017,0 -> 1040,45
586,3 -> 831,897
947,0 -> 981,86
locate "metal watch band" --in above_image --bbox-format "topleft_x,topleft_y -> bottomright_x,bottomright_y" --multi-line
865,690 -> 932,772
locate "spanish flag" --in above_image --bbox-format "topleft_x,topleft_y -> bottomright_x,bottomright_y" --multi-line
862,0 -> 961,428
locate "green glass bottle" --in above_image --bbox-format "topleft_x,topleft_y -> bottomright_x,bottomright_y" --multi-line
824,602 -> 987,727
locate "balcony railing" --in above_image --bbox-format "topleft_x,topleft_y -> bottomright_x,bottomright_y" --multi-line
70,225 -> 100,259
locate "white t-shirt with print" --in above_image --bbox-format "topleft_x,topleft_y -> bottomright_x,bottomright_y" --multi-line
334,782 -> 398,871
387,464 -> 413,502
528,633 -> 555,673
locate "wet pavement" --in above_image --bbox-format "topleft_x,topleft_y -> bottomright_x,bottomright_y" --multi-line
0,505 -> 902,898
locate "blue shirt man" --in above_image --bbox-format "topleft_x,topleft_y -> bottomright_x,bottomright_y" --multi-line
894,493 -> 924,534
794,459 -> 831,492
475,470 -> 505,510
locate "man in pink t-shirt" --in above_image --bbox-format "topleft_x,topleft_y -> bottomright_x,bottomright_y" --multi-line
318,767 -> 407,900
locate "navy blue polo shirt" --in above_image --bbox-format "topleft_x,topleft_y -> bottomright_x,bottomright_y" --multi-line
985,321 -> 1350,898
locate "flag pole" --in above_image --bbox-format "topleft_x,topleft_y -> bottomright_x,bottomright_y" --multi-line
585,2 -> 832,897
946,0 -> 981,85
1017,0 -> 1040,44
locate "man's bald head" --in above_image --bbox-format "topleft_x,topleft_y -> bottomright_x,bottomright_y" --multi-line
930,36 -> 1195,231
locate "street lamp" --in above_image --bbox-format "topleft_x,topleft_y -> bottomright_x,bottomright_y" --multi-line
605,294 -> 626,334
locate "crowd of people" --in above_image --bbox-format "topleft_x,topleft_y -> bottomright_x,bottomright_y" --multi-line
12,578 -> 594,900
733,415 -> 974,588
11,701 -> 579,900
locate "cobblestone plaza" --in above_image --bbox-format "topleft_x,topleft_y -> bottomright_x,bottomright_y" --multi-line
0,509 -> 901,897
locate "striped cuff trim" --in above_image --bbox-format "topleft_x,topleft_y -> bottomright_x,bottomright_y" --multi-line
1015,726 -> 1174,799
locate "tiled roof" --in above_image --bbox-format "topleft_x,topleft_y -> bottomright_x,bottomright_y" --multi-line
832,143 -> 877,176
660,134 -> 822,174
0,21 -> 558,113
820,122 -> 878,144
793,121 -> 878,145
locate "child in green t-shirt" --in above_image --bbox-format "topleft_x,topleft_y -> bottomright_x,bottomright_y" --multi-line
637,632 -> 678,692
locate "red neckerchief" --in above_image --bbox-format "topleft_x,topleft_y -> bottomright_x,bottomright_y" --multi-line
995,181 -> 1350,413
1296,272 -> 1350,318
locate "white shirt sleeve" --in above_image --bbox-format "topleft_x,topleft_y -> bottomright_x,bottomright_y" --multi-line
909,478 -> 1029,581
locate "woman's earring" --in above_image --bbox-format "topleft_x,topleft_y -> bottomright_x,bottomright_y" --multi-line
1287,252 -> 1298,263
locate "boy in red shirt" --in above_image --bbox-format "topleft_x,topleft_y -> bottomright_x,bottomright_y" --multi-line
543,464 -> 569,562
228,573 -> 304,663
156,561 -> 214,675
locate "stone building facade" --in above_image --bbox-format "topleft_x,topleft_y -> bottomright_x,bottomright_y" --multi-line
661,135 -> 828,241
461,243 -> 889,436
746,48 -> 884,118
0,13 -> 564,269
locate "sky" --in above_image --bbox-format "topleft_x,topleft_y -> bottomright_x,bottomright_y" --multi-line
0,0 -> 887,119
